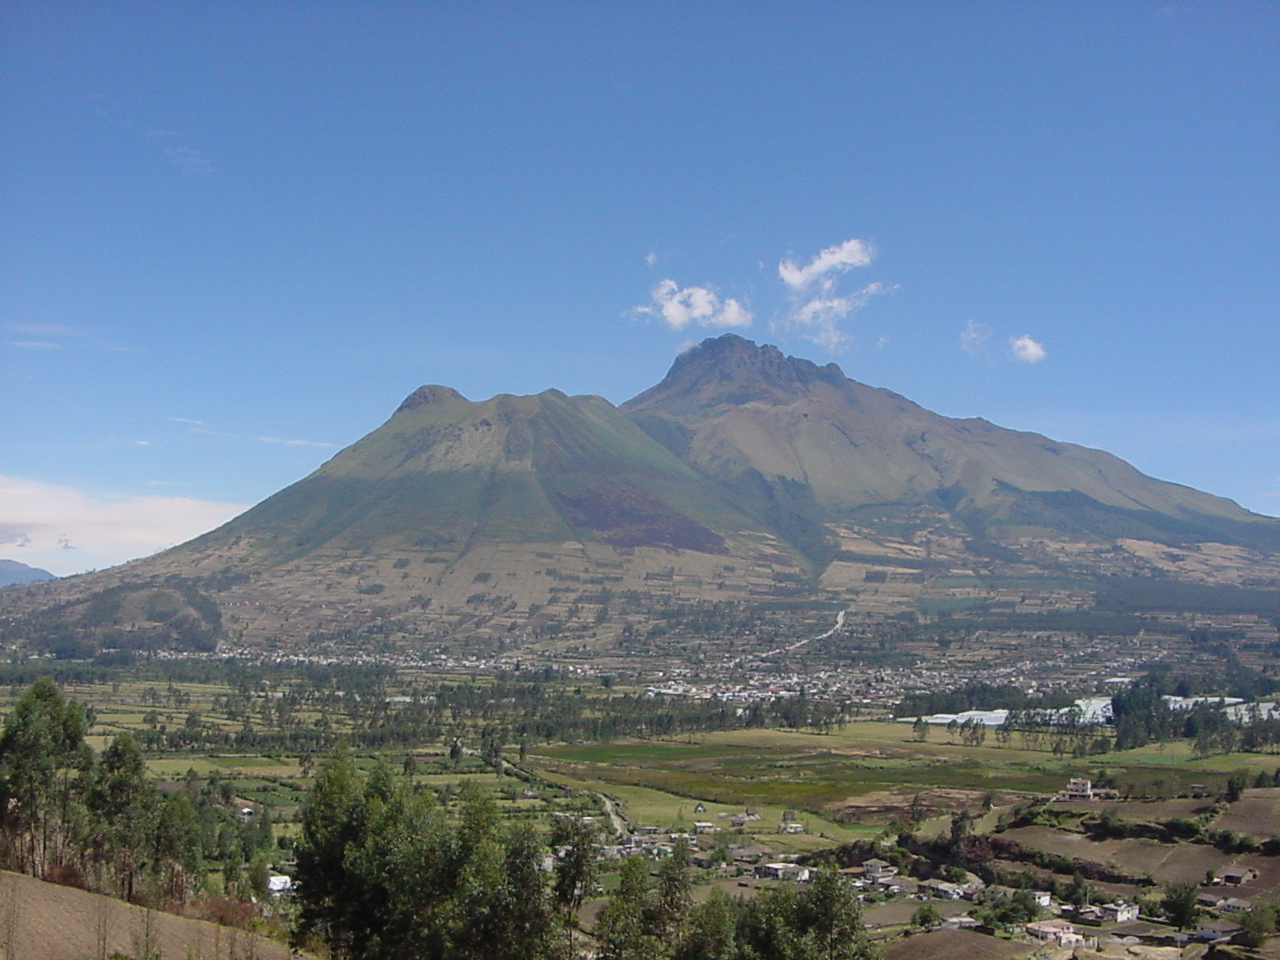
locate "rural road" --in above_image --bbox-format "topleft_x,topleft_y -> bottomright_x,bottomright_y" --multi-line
737,608 -> 848,665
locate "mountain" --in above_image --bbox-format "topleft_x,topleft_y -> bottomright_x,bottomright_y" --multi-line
623,335 -> 1280,562
2,334 -> 1278,655
0,560 -> 55,587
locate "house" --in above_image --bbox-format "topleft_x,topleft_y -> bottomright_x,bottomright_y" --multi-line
732,844 -> 773,863
756,862 -> 809,881
694,802 -> 707,814
1026,919 -> 1080,945
781,810 -> 797,822
693,821 -> 717,833
919,879 -> 966,899
1100,901 -> 1139,923
267,874 -> 293,894
780,822 -> 805,834
861,858 -> 898,880
1219,865 -> 1258,885
942,915 -> 982,930
1221,897 -> 1253,912
1026,919 -> 1078,943
1055,778 -> 1093,801
1197,918 -> 1243,941
744,807 -> 762,821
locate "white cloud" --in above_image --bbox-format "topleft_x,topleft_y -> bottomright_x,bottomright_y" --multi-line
635,279 -> 753,330
778,238 -> 874,291
960,320 -> 992,356
255,436 -> 337,448
1010,335 -> 1048,363
0,475 -> 247,576
778,281 -> 893,353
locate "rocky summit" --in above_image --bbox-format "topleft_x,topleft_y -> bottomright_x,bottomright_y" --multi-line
3,334 -> 1279,657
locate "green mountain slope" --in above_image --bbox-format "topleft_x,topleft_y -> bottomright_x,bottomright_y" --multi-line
197,385 -> 765,563
623,334 -> 1280,559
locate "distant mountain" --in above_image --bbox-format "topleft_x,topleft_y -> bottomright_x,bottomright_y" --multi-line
0,560 -> 55,588
2,334 -> 1277,654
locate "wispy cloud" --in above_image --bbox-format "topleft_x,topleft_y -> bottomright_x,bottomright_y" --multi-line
256,436 -> 337,448
775,238 -> 890,352
145,130 -> 217,176
633,279 -> 753,330
778,238 -> 874,291
1,322 -> 135,353
1010,334 -> 1048,363
960,320 -> 992,356
0,475 -> 247,576
181,421 -> 335,449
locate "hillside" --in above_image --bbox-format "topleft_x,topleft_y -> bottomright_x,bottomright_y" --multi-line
2,334 -> 1278,655
0,870 -> 299,960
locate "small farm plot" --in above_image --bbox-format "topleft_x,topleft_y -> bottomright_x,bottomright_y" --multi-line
1212,787 -> 1280,840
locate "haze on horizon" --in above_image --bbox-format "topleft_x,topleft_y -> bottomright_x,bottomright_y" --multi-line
3,3 -> 1278,575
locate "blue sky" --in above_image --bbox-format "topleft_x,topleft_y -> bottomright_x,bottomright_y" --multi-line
3,2 -> 1278,575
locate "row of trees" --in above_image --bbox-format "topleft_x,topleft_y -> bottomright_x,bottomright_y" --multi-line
293,753 -> 879,960
0,678 -> 274,905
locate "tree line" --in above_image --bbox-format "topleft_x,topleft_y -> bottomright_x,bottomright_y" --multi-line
294,752 -> 879,960
0,678 -> 276,906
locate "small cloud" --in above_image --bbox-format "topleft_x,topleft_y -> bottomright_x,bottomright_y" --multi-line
1010,335 -> 1048,363
644,251 -> 658,268
778,238 -> 874,291
5,340 -> 61,350
255,436 -> 337,449
132,440 -> 152,446
633,279 -> 753,331
960,320 -> 992,356
166,416 -> 204,425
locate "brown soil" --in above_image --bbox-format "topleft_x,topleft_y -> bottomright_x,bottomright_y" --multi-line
881,929 -> 1035,960
0,870 -> 302,960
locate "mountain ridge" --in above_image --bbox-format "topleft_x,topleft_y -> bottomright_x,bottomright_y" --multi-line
2,334 -> 1277,655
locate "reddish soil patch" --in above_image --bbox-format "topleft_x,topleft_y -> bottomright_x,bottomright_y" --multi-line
555,483 -> 727,553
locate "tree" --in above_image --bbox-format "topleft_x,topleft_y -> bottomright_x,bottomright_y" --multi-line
911,903 -> 941,929
595,856 -> 662,960
912,717 -> 929,742
1161,881 -> 1200,930
292,748 -> 366,957
650,839 -> 693,942
1239,904 -> 1278,948
550,815 -> 598,916
0,677 -> 89,876
796,869 -> 875,960
673,890 -> 737,960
